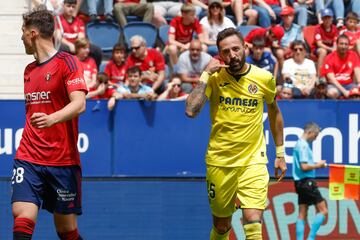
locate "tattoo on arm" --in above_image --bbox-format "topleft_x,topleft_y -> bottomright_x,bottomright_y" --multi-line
185,82 -> 208,118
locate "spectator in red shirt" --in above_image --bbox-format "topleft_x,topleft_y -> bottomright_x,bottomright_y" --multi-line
321,35 -> 360,99
55,0 -> 103,67
157,75 -> 189,101
104,44 -> 127,86
126,35 -> 166,93
75,38 -> 98,89
113,0 -> 154,27
87,72 -> 122,110
339,11 -> 360,56
313,8 -> 338,74
167,3 -> 206,67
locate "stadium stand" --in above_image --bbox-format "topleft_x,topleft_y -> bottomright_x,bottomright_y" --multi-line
86,21 -> 121,56
123,21 -> 158,49
237,25 -> 261,38
158,24 -> 169,46
0,1 -> 33,99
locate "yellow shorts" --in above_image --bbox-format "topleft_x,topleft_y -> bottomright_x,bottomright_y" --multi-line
206,164 -> 269,218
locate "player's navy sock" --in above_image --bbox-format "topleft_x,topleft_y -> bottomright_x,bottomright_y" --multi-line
307,213 -> 325,240
296,219 -> 305,240
57,228 -> 83,240
13,217 -> 35,240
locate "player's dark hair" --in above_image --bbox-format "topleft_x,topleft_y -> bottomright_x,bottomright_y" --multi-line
23,7 -> 54,39
336,34 -> 349,44
216,28 -> 244,49
97,72 -> 109,84
126,66 -> 141,76
252,36 -> 265,48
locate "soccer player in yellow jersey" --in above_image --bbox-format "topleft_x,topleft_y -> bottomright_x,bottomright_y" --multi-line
186,28 -> 287,240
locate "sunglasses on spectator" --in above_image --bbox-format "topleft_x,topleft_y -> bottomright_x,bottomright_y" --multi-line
210,4 -> 222,9
190,48 -> 201,51
131,45 -> 141,50
173,84 -> 181,87
293,47 -> 304,52
283,82 -> 294,89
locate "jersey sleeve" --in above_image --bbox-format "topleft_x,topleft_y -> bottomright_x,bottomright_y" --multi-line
194,19 -> 203,34
263,73 -> 276,104
321,55 -> 334,76
169,18 -> 177,36
63,55 -> 88,95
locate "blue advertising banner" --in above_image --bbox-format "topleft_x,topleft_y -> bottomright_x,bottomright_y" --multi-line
0,100 -> 359,177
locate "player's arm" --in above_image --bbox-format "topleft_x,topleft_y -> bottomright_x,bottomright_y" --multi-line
300,161 -> 327,171
185,58 -> 228,118
267,100 -> 287,181
30,91 -> 86,128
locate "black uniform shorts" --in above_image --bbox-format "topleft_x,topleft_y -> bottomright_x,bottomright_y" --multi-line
294,178 -> 324,205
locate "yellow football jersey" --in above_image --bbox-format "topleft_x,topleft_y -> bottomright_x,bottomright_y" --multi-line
205,64 -> 276,167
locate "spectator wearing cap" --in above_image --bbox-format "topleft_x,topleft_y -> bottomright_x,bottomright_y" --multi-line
245,25 -> 285,81
104,44 -> 127,87
55,0 -> 103,67
175,39 -> 212,93
167,3 -> 206,67
339,11 -> 360,56
251,0 -> 287,28
315,0 -> 345,27
282,40 -> 317,98
125,35 -> 166,94
200,0 -> 236,56
113,0 -> 154,28
321,34 -> 360,99
312,8 -> 338,74
246,36 -> 278,77
348,87 -> 360,99
279,6 -> 303,58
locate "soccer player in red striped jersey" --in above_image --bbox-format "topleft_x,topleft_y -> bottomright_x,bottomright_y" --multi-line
12,7 -> 87,240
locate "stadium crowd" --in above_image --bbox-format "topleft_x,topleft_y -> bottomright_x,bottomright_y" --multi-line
32,0 -> 360,109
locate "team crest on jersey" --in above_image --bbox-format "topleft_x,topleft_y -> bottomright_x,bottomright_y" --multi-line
248,84 -> 258,94
45,72 -> 51,82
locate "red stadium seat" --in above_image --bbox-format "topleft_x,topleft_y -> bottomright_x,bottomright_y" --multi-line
303,25 -> 318,61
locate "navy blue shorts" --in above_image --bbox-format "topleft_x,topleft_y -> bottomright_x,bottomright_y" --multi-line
11,159 -> 82,215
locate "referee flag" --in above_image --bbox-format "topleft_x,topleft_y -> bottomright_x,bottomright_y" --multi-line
329,164 -> 360,200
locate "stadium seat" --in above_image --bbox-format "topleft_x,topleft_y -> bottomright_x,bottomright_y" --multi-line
158,24 -> 169,45
123,22 -> 158,48
86,21 -> 121,55
99,61 -> 108,72
302,25 -> 318,60
237,25 -> 261,38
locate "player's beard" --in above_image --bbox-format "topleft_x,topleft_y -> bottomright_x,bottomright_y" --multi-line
228,55 -> 245,74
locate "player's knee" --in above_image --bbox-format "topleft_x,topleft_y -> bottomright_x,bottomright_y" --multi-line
213,222 -> 232,235
243,222 -> 262,240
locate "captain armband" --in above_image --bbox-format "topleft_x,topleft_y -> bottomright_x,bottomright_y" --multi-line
276,145 -> 284,158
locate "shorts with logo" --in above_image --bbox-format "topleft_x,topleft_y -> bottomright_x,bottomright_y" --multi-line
11,159 -> 82,215
206,164 -> 269,218
294,178 -> 324,205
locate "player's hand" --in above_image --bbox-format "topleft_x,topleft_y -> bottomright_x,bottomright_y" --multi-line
274,157 -> 287,182
30,112 -> 56,128
204,58 -> 229,75
317,160 -> 327,168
